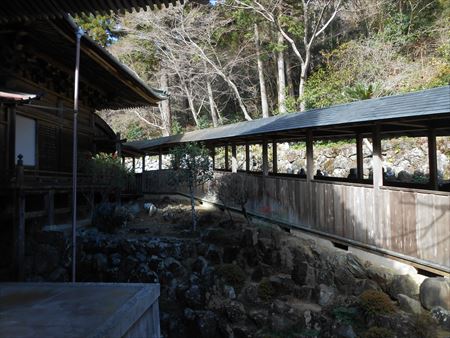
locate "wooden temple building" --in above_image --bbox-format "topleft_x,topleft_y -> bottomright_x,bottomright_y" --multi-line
0,4 -> 171,280
126,86 -> 450,275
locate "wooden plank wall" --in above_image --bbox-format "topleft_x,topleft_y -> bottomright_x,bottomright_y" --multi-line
142,170 -> 450,270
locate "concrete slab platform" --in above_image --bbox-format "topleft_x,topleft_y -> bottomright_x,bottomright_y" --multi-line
0,283 -> 160,338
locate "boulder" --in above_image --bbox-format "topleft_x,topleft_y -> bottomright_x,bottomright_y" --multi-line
93,253 -> 108,272
420,277 -> 450,311
318,284 -> 337,307
196,310 -> 218,338
248,309 -> 268,327
206,244 -> 222,265
292,261 -> 315,286
224,301 -> 246,323
334,267 -> 356,294
397,294 -> 422,314
143,202 -> 157,216
241,228 -> 258,247
192,256 -> 208,275
184,285 -> 205,309
110,253 -> 121,266
431,306 -> 450,330
388,274 -> 419,300
164,257 -> 184,277
224,285 -> 236,299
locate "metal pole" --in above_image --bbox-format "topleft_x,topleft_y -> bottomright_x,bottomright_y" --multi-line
72,27 -> 84,283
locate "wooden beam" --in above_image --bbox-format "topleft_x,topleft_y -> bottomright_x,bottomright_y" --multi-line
231,143 -> 237,173
262,139 -> 268,176
272,141 -> 278,174
356,134 -> 364,180
306,130 -> 314,182
428,129 -> 438,190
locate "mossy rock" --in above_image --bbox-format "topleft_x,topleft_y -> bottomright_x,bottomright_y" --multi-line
216,263 -> 246,291
359,290 -> 396,315
258,278 -> 275,302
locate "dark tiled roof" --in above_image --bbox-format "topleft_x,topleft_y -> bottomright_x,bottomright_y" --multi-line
126,86 -> 450,151
0,0 -> 190,23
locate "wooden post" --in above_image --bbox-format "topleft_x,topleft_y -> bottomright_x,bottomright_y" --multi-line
132,157 -> 136,173
15,154 -> 25,281
47,190 -> 55,225
231,143 -> 238,173
211,146 -> 216,170
7,106 -> 16,172
225,144 -> 229,171
245,143 -> 250,172
306,130 -> 314,182
272,141 -> 277,174
356,134 -> 364,180
372,126 -> 383,189
428,129 -> 438,190
372,125 -> 382,237
141,154 -> 146,193
158,149 -> 163,170
262,139 -> 269,176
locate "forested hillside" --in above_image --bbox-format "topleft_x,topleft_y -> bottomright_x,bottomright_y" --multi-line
77,0 -> 450,140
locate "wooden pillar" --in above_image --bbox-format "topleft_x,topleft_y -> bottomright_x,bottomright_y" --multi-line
142,154 -> 146,173
231,143 -> 238,173
272,141 -> 277,174
211,147 -> 216,170
158,149 -> 163,170
428,129 -> 438,190
245,143 -> 250,172
7,105 -> 16,171
262,139 -> 269,176
132,157 -> 136,173
15,154 -> 25,281
372,126 -> 383,189
306,130 -> 314,182
356,134 -> 364,180
225,144 -> 229,171
46,190 -> 55,225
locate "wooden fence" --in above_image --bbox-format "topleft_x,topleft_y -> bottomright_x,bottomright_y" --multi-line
142,170 -> 450,272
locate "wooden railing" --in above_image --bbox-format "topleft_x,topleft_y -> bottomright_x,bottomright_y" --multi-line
141,170 -> 450,272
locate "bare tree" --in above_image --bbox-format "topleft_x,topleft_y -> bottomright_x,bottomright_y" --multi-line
233,0 -> 343,111
254,23 -> 270,118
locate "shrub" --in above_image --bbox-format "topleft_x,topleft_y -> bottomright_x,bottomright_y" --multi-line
364,327 -> 395,338
92,202 -> 128,233
258,278 -> 275,302
216,264 -> 246,291
359,290 -> 396,315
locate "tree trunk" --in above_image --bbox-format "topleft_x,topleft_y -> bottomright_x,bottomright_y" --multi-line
285,53 -> 295,98
159,73 -> 171,135
299,50 -> 310,112
206,77 -> 219,127
254,23 -> 269,118
277,32 -> 287,114
184,83 -> 200,127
